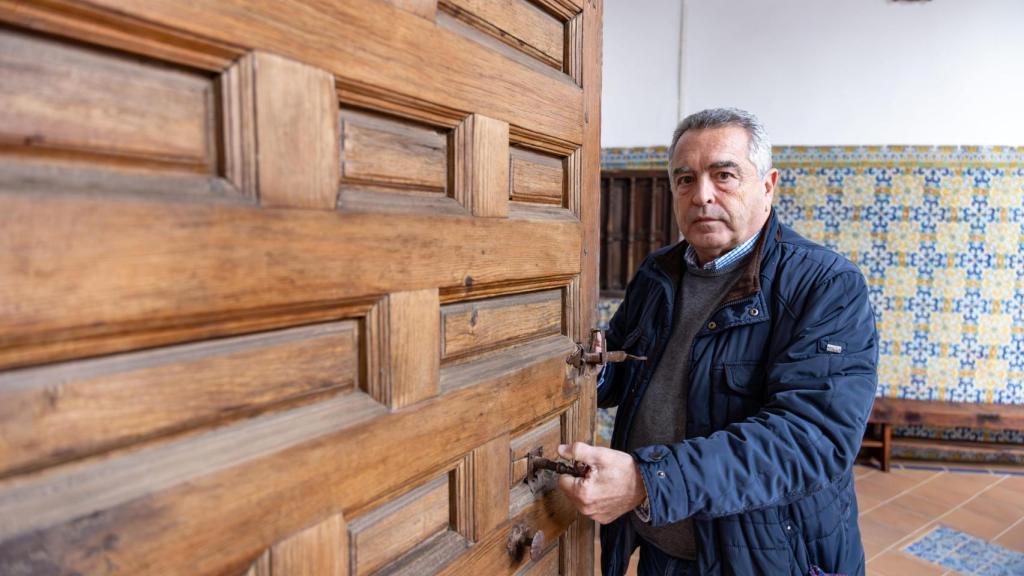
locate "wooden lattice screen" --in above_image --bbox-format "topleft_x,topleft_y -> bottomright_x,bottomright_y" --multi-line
600,170 -> 677,296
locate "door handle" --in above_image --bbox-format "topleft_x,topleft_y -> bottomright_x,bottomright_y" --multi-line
524,446 -> 589,493
566,330 -> 646,369
506,523 -> 546,562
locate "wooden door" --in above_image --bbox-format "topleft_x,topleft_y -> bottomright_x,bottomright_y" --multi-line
0,1 -> 601,574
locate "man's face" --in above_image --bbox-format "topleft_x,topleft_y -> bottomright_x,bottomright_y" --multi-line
669,126 -> 778,265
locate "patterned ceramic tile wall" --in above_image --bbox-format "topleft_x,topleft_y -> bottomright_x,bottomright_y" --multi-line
598,146 -> 1024,453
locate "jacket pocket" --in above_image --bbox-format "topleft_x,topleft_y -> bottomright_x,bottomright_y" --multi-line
780,483 -> 855,576
715,509 -> 798,576
710,362 -> 765,431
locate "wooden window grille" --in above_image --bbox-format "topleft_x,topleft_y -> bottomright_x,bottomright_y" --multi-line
600,170 -> 678,297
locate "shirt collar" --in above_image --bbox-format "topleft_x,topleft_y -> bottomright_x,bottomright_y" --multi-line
684,231 -> 760,273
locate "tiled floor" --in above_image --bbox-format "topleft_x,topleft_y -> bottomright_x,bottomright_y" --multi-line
859,463 -> 1024,575
594,461 -> 1024,575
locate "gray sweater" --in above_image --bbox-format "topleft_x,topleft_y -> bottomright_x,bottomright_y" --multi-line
626,261 -> 746,559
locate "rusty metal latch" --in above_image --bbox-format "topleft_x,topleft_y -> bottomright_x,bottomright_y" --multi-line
525,447 -> 590,493
507,523 -> 545,562
566,329 -> 646,370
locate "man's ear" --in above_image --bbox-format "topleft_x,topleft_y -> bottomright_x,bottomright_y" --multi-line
763,168 -> 779,209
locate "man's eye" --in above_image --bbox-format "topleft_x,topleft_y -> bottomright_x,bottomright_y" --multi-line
716,172 -> 735,180
679,175 -> 695,185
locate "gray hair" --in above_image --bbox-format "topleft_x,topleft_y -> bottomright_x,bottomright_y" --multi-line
668,108 -> 773,178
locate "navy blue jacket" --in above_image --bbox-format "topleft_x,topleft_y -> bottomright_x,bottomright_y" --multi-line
598,211 -> 878,576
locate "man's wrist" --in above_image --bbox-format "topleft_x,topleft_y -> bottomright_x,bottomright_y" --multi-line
633,460 -> 651,523
635,494 -> 651,523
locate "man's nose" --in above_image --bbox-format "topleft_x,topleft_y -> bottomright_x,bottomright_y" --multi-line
691,175 -> 715,205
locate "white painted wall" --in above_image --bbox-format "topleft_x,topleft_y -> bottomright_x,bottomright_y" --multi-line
602,0 -> 1024,147
600,0 -> 682,148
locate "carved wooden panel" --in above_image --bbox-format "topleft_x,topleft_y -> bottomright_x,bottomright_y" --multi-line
439,0 -> 565,69
0,0 -> 602,573
0,28 -> 216,173
441,289 -> 563,364
0,321 -> 360,477
245,514 -> 348,576
510,416 -> 563,515
349,475 -> 455,575
511,147 -> 565,206
340,109 -> 449,193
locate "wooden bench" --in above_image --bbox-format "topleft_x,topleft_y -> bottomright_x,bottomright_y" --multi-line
863,398 -> 1024,472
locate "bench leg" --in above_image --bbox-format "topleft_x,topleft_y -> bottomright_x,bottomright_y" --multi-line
880,423 -> 892,472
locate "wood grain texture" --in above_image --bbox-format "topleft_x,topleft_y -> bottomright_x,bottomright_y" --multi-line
387,289 -> 441,409
509,416 -> 562,515
0,321 -> 359,477
251,51 -> 339,209
340,108 -> 448,192
442,290 -> 562,362
75,0 -> 584,145
472,434 -> 510,541
0,0 -> 242,72
518,544 -> 559,576
509,417 -> 561,486
0,192 -> 581,370
272,513 -> 347,576
374,531 -> 468,576
437,489 -> 574,576
0,0 -> 602,573
220,56 -> 258,197
244,550 -> 270,576
0,27 -> 216,172
349,475 -> 450,576
0,336 -> 576,575
380,0 -> 438,19
870,397 -> 1024,429
470,114 -> 510,217
510,147 -> 564,206
439,0 -> 565,69
574,1 -> 603,573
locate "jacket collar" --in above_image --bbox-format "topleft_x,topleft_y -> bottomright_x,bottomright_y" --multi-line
653,209 -> 780,303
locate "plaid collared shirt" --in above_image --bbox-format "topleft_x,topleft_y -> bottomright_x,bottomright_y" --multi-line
683,230 -> 759,273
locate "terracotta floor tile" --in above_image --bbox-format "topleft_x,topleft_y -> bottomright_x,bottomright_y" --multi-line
863,502 -> 934,539
994,520 -> 1024,553
890,467 -> 946,483
856,468 -> 938,502
859,513 -> 916,549
856,493 -> 885,514
999,475 -> 1024,495
929,470 -> 1003,493
855,464 -> 880,478
867,549 -> 947,576
942,505 -> 1014,540
941,461 -> 1001,472
861,535 -> 888,561
962,483 -> 1024,527
910,472 -> 1003,509
889,492 -> 956,520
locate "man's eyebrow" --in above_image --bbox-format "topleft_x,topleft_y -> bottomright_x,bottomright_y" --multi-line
671,166 -> 693,176
709,160 -> 741,171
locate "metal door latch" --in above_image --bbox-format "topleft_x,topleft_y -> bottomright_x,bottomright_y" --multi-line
507,523 -> 545,562
525,447 -> 589,493
566,330 -> 646,369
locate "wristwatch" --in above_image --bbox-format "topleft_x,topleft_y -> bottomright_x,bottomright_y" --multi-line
635,495 -> 651,523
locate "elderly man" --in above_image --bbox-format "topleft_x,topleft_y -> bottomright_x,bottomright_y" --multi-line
558,108 -> 878,576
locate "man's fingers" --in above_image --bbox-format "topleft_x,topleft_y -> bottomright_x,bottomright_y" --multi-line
558,441 -> 597,464
556,472 -> 578,495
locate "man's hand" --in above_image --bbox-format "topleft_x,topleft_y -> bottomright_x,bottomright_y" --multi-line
555,442 -> 647,525
592,330 -> 605,356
